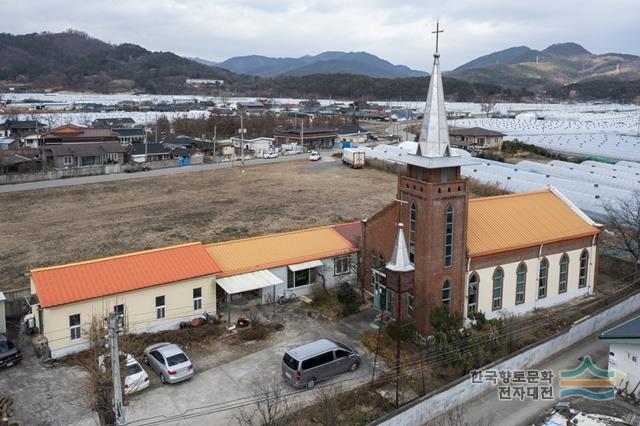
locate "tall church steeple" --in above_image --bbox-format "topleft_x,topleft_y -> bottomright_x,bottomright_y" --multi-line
418,20 -> 452,158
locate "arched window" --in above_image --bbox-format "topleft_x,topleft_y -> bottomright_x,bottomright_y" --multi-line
409,202 -> 416,263
442,280 -> 451,306
538,258 -> 548,299
468,273 -> 478,313
492,267 -> 503,310
444,205 -> 454,268
559,254 -> 569,293
578,250 -> 589,288
515,263 -> 526,305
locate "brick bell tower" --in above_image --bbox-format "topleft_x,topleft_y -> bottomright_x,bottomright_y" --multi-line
395,22 -> 470,336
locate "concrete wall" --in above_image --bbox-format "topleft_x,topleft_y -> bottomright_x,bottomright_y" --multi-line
371,290 -> 640,426
470,245 -> 595,319
0,164 -> 122,184
609,342 -> 640,394
34,275 -> 216,358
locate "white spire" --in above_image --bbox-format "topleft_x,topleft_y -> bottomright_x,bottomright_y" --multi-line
418,21 -> 451,158
386,223 -> 414,273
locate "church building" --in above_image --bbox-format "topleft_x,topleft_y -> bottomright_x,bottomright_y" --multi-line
362,32 -> 601,336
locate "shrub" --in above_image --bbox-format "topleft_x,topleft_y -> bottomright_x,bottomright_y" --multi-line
385,319 -> 416,342
336,282 -> 359,316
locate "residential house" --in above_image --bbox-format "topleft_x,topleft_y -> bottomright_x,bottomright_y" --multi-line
599,316 -> 640,397
0,137 -> 18,151
362,42 -> 600,336
274,127 -> 338,151
237,101 -> 266,116
230,136 -> 275,156
0,120 -> 47,142
337,124 -> 370,145
21,134 -> 43,148
114,128 -> 145,145
449,127 -> 506,150
92,117 -> 136,128
42,142 -> 124,168
0,149 -> 40,174
29,243 -> 221,358
130,143 -> 172,162
205,222 -> 361,306
42,124 -> 119,145
162,137 -> 199,150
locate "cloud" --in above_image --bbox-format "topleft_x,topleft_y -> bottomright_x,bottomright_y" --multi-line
1,0 -> 638,71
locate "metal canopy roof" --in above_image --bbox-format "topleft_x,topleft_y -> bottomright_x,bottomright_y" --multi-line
216,270 -> 283,295
288,260 -> 323,272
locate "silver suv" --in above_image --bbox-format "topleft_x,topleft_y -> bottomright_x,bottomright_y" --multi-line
282,339 -> 360,389
142,342 -> 194,384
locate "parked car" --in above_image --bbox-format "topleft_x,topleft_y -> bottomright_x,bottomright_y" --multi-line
282,339 -> 360,389
263,152 -> 278,159
143,342 -> 194,384
98,353 -> 150,395
309,151 -> 322,161
0,335 -> 22,368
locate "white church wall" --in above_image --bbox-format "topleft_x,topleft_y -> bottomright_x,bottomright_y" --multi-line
468,244 -> 596,320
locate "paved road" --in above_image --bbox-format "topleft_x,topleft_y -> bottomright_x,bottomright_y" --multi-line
0,152 -> 339,194
451,312 -> 638,426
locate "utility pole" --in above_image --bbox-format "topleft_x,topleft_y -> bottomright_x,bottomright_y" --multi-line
107,312 -> 125,426
239,110 -> 246,167
213,124 -> 217,163
300,119 -> 304,153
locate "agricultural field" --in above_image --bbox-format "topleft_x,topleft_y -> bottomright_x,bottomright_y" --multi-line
0,159 -> 397,291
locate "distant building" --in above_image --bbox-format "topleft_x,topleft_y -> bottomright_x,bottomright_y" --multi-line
0,120 -> 47,142
0,137 -> 19,151
274,127 -> 338,150
186,78 -> 224,86
91,117 -> 136,128
337,124 -> 370,145
42,142 -> 124,168
600,316 -> 640,397
130,143 -> 172,162
113,128 -> 145,145
449,127 -> 506,150
162,136 -> 200,150
230,136 -> 275,156
42,124 -> 119,145
237,101 -> 266,116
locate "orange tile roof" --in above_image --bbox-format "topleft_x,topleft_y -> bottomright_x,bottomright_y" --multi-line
467,189 -> 600,257
32,243 -> 221,308
205,225 -> 357,277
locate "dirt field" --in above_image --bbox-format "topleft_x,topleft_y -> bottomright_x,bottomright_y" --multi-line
0,159 -> 397,291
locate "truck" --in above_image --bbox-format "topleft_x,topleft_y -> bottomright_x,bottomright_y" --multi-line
342,148 -> 365,168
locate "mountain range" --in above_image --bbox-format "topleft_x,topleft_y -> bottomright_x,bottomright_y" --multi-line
194,51 -> 428,78
449,42 -> 640,90
0,31 -> 638,102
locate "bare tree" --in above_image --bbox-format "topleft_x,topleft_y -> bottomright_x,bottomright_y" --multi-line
233,378 -> 294,426
79,316 -> 114,425
480,99 -> 497,117
603,191 -> 640,275
312,384 -> 341,426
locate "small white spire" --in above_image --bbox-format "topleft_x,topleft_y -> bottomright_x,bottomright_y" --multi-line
386,223 -> 414,272
418,21 -> 451,158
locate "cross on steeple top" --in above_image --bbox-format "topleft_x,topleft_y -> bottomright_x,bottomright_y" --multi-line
432,20 -> 443,56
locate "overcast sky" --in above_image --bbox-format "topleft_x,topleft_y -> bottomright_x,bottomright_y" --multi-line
2,0 -> 638,71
